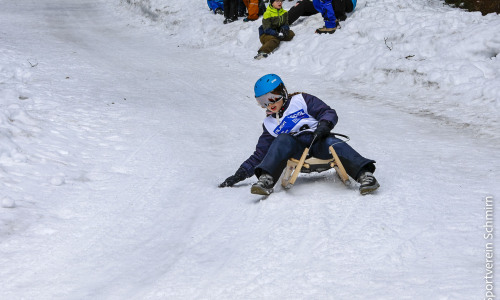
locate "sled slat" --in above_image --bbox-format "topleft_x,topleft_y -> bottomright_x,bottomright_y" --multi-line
329,145 -> 350,185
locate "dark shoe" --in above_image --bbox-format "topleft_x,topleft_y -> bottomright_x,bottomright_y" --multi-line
251,174 -> 274,195
357,172 -> 380,195
214,8 -> 223,15
315,26 -> 336,34
223,17 -> 237,24
254,52 -> 268,60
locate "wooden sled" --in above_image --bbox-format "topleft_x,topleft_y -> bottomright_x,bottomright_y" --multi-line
281,145 -> 351,189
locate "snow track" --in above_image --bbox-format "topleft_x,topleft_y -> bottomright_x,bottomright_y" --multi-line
1,0 -> 499,299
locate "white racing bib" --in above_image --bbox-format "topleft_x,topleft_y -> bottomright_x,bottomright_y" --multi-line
263,94 -> 318,137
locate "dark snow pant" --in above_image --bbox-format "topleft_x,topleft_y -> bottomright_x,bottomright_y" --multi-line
331,0 -> 353,21
224,0 -> 238,19
289,0 -> 354,25
288,0 -> 319,25
258,31 -> 295,54
237,0 -> 246,16
255,133 -> 375,186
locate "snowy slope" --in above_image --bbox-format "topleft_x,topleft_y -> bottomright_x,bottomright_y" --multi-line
0,0 -> 499,299
123,0 -> 500,139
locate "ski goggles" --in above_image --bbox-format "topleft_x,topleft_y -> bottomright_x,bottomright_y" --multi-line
256,92 -> 283,108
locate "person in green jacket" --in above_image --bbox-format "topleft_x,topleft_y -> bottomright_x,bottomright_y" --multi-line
254,0 -> 295,60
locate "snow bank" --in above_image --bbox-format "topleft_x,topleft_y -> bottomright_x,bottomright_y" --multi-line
0,50 -> 36,168
0,51 -> 38,238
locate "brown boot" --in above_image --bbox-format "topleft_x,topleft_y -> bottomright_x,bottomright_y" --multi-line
315,26 -> 336,34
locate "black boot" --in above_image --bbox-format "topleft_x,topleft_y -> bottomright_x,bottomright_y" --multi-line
223,16 -> 238,24
251,174 -> 274,195
357,171 -> 380,195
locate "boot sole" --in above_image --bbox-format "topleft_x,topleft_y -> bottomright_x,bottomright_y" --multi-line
251,185 -> 273,195
359,182 -> 380,195
315,28 -> 336,34
254,53 -> 268,60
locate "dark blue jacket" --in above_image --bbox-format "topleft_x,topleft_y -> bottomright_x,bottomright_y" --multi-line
240,93 -> 338,177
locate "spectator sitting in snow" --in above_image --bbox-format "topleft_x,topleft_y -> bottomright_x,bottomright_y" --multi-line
219,74 -> 380,196
312,0 -> 356,34
254,0 -> 294,59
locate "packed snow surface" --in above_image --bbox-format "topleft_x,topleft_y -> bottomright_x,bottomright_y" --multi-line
1,0 -> 499,299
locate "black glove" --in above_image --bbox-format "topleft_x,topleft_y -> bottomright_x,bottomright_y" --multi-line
278,27 -> 288,40
219,167 -> 248,187
314,120 -> 333,140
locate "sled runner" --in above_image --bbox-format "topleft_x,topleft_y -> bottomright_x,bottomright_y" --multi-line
281,135 -> 351,189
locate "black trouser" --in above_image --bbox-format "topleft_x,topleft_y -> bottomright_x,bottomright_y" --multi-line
288,0 -> 318,25
237,0 -> 246,16
288,0 -> 354,25
224,0 -> 238,19
332,0 -> 354,21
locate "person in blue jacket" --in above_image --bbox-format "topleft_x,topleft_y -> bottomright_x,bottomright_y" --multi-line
219,74 -> 380,195
312,0 -> 357,33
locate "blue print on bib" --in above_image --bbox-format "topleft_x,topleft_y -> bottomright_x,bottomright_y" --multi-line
273,109 -> 309,135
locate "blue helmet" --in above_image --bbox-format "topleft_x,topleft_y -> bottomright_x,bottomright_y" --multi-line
254,74 -> 284,97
